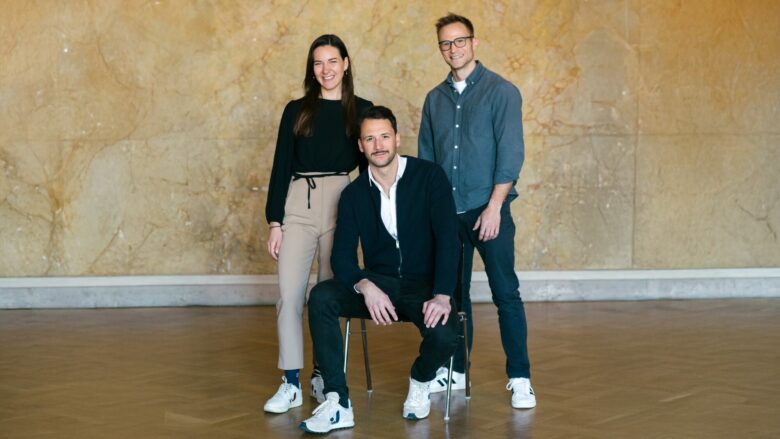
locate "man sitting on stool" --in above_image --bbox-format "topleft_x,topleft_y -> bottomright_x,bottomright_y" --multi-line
301,105 -> 460,434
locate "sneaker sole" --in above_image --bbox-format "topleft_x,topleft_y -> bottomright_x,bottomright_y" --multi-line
512,401 -> 537,409
403,413 -> 429,420
402,409 -> 430,420
263,399 -> 303,414
299,421 -> 355,434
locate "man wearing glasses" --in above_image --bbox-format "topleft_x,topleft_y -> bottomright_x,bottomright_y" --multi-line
418,13 -> 536,409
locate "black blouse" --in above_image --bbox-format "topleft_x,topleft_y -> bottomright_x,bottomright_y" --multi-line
265,97 -> 373,224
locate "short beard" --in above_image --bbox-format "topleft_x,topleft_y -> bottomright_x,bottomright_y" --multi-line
368,151 -> 396,168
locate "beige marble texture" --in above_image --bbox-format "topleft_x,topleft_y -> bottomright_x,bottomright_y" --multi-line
635,135 -> 780,268
516,134 -> 635,270
638,1 -> 780,134
1,1 -> 778,276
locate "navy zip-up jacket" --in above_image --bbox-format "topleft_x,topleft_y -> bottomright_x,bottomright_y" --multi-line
331,156 -> 459,296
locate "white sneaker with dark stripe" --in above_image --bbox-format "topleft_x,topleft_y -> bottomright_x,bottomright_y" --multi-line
299,392 -> 354,434
263,377 -> 302,413
402,377 -> 431,420
429,367 -> 467,393
507,377 -> 536,409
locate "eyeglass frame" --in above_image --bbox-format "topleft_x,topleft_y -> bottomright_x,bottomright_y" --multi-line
438,36 -> 474,51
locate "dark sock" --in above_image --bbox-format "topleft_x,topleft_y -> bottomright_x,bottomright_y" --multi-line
338,394 -> 350,409
284,369 -> 300,388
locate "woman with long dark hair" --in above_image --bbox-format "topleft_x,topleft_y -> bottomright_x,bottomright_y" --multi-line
263,34 -> 372,413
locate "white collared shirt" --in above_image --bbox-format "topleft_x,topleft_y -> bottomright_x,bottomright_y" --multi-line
367,156 -> 407,240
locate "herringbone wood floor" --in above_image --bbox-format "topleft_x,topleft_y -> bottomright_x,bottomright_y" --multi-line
1,300 -> 778,438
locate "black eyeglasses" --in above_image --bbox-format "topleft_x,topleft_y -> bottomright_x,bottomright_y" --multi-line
438,36 -> 473,51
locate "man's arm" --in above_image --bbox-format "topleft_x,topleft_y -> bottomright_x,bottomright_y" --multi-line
354,279 -> 398,326
473,182 -> 511,241
429,165 -> 460,296
332,189 -> 398,326
423,162 -> 461,327
422,165 -> 459,327
474,82 -> 525,241
422,294 -> 451,328
418,96 -> 435,162
492,82 -> 525,187
330,191 -> 364,288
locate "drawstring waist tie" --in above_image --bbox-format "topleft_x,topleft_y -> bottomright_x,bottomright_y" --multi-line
292,172 -> 349,209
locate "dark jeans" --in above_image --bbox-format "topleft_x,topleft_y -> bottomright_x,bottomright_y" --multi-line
453,202 -> 531,379
307,273 -> 458,403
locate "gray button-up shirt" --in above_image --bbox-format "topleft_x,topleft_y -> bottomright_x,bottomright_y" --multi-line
418,62 -> 525,213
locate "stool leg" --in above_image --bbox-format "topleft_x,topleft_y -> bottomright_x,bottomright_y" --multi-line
461,311 -> 471,399
343,318 -> 351,374
359,319 -> 372,393
444,355 -> 455,421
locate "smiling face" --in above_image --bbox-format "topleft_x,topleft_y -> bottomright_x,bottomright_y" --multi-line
437,22 -> 478,75
312,45 -> 349,98
358,118 -> 400,169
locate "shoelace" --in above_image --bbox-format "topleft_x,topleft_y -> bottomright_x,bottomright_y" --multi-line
506,379 -> 535,396
506,379 -> 526,392
311,397 -> 338,417
271,383 -> 297,403
278,383 -> 294,394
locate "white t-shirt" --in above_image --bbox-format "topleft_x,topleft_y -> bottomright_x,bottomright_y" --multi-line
453,79 -> 467,94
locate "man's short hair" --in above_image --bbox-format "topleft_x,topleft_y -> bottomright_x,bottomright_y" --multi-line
435,13 -> 474,35
359,105 -> 398,134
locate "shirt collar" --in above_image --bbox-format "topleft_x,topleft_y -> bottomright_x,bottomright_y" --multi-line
446,60 -> 485,89
367,155 -> 407,188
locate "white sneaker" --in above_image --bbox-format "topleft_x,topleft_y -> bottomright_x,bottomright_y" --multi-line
311,370 -> 325,403
506,378 -> 536,409
263,377 -> 303,413
403,377 -> 431,420
429,366 -> 467,393
299,392 -> 355,434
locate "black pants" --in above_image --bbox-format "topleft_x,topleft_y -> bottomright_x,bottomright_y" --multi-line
454,202 -> 531,378
307,273 -> 458,403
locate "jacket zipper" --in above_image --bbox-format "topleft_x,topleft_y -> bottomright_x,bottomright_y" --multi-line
396,239 -> 403,278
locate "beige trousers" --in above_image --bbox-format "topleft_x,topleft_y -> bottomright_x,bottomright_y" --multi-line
276,174 -> 350,370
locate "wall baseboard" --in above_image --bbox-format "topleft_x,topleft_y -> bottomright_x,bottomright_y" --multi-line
1,269 -> 779,309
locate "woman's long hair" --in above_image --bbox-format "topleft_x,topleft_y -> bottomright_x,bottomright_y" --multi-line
293,34 -> 357,138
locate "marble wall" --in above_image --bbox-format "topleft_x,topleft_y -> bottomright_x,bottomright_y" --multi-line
1,0 -> 778,276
